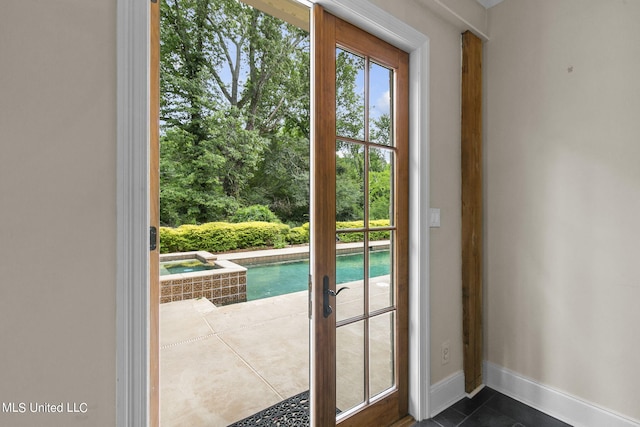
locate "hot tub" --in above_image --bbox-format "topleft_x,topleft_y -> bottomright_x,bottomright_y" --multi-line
159,251 -> 247,306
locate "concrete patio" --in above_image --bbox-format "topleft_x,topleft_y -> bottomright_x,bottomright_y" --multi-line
160,275 -> 394,426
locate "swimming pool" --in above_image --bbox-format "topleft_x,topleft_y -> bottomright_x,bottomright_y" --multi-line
246,250 -> 390,301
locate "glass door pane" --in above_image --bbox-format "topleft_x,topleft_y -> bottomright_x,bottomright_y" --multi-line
368,62 -> 393,147
369,147 -> 394,227
369,312 -> 395,398
336,320 -> 365,413
335,241 -> 364,322
336,141 -> 365,223
369,233 -> 394,313
336,49 -> 365,141
334,42 -> 398,421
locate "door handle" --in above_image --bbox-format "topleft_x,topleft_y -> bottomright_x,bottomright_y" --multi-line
328,286 -> 350,296
322,275 -> 349,318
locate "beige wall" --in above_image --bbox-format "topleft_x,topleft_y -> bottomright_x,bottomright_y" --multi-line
0,1 -> 116,426
367,0 -> 466,386
485,0 -> 640,421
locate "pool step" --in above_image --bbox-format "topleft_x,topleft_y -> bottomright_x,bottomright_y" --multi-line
191,297 -> 216,314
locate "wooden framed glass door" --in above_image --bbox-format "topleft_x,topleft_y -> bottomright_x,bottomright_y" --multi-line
310,5 -> 409,426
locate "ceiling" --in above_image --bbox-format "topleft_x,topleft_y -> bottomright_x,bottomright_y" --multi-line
476,0 -> 505,8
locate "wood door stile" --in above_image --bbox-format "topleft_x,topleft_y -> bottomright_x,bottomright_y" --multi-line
394,49 -> 410,419
311,5 -> 337,426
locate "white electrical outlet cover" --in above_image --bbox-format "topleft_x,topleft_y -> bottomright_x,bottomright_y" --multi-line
429,208 -> 441,228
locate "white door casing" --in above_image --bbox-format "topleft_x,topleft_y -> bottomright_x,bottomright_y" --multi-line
115,0 -> 431,424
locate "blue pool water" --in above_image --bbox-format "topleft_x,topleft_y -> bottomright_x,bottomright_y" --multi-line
246,250 -> 390,301
159,259 -> 218,276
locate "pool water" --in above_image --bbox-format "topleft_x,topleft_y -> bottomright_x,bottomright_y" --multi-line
160,259 -> 218,276
247,250 -> 390,301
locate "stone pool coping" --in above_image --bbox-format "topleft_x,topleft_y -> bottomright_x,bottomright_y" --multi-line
216,240 -> 390,266
160,250 -> 217,263
160,259 -> 247,281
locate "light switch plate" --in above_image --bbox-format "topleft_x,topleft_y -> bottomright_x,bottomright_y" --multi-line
429,208 -> 441,228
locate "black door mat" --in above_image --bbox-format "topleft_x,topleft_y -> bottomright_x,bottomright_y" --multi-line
228,391 -> 341,426
228,391 -> 310,426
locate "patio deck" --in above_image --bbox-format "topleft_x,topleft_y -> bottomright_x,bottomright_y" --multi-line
160,274 -> 393,426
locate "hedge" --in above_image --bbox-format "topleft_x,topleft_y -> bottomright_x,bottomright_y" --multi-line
159,221 -> 290,253
336,220 -> 391,242
159,219 -> 391,253
286,223 -> 309,245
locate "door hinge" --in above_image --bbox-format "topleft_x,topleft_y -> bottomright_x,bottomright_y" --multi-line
150,226 -> 158,251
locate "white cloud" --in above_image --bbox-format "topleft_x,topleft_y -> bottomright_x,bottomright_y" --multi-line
373,90 -> 390,116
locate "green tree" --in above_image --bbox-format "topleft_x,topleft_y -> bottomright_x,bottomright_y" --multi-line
230,204 -> 280,223
248,128 -> 310,224
160,0 -> 310,226
159,127 -> 237,226
369,165 -> 391,220
159,0 -> 387,228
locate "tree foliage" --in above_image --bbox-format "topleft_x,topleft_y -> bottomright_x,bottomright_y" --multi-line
160,0 -> 391,228
160,0 -> 309,227
230,204 -> 280,223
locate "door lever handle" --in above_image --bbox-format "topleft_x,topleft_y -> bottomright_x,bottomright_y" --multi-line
327,286 -> 350,297
323,276 -> 349,318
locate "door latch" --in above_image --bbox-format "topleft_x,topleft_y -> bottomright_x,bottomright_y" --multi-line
150,226 -> 157,251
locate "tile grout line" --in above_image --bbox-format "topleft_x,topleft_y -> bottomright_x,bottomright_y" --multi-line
202,312 -> 286,401
455,394 -> 497,427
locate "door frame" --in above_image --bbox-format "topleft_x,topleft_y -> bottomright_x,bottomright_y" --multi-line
115,0 -> 432,424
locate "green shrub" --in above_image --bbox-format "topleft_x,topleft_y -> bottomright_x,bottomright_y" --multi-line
286,223 -> 310,245
159,219 -> 391,253
158,226 -> 192,253
336,220 -> 391,242
159,221 -> 289,253
285,220 -> 390,245
230,204 -> 280,223
273,233 -> 287,249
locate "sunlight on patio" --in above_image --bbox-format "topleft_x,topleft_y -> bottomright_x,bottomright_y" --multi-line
160,275 -> 393,426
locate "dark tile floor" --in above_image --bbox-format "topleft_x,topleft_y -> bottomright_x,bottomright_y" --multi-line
414,387 -> 572,427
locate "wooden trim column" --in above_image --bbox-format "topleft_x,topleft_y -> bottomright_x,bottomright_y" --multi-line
461,30 -> 483,394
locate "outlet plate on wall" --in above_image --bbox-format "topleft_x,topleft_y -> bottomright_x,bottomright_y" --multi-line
442,340 -> 450,365
429,208 -> 441,227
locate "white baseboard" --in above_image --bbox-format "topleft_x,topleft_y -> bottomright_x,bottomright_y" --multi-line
429,370 -> 466,417
484,361 -> 640,427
